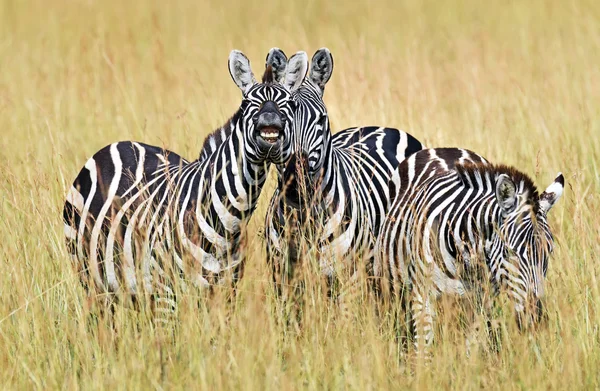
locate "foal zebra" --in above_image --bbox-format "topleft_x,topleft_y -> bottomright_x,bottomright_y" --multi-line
62,51 -> 294,320
374,148 -> 564,357
264,48 -> 424,297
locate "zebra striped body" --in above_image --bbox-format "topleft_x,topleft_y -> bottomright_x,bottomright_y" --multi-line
375,147 -> 564,355
263,49 -> 424,292
63,51 -> 295,309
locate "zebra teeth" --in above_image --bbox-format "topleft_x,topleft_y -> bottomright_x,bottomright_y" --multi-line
259,127 -> 281,144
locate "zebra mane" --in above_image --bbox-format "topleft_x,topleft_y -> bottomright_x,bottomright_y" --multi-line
455,162 -> 540,203
262,65 -> 275,83
198,110 -> 241,162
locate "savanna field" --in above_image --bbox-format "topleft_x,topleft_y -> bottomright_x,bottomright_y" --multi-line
1,0 -> 599,389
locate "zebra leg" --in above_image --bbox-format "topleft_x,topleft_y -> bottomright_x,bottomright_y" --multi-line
85,293 -> 118,344
465,315 -> 481,358
483,299 -> 503,354
464,288 -> 486,358
151,280 -> 178,339
411,288 -> 434,363
465,285 -> 502,357
266,243 -> 290,327
389,283 -> 412,356
268,227 -> 306,331
335,252 -> 372,324
335,268 -> 359,323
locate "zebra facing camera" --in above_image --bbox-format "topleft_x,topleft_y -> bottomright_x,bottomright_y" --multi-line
254,100 -> 285,146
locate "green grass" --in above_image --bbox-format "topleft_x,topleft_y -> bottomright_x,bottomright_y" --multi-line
1,0 -> 599,388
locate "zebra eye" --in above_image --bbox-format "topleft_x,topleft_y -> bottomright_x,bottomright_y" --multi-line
318,114 -> 327,127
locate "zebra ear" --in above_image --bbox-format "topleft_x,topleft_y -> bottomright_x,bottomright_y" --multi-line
495,174 -> 517,214
309,48 -> 334,94
284,51 -> 308,91
265,48 -> 288,84
539,173 -> 564,214
229,50 -> 256,93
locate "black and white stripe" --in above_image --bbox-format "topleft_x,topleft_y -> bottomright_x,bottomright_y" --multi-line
63,50 -> 295,318
263,48 -> 424,294
374,147 -> 564,356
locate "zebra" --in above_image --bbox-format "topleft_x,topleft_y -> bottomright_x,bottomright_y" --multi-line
62,50 -> 295,323
263,48 -> 424,300
374,147 -> 564,358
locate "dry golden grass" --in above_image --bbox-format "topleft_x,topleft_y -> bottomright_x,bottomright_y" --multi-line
1,0 -> 599,388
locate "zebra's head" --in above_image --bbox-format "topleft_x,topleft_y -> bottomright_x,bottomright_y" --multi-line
266,47 -> 333,181
228,50 -> 294,165
492,170 -> 564,329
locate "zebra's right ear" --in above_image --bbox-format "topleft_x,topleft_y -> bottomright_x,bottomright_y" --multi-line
539,172 -> 564,214
496,174 -> 517,214
265,48 -> 288,84
284,51 -> 308,91
229,50 -> 256,93
309,48 -> 334,95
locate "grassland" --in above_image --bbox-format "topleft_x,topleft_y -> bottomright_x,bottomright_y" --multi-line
1,0 -> 599,389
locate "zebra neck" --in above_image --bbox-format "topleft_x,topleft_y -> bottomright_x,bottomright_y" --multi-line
199,122 -> 269,216
446,194 -> 503,274
317,140 -> 337,208
276,133 -> 335,211
275,153 -> 309,211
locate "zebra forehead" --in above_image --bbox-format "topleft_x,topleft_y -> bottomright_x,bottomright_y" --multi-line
247,82 -> 289,101
293,81 -> 324,100
293,91 -> 326,118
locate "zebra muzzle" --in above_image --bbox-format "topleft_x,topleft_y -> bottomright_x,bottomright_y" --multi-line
515,298 -> 546,331
254,102 -> 285,145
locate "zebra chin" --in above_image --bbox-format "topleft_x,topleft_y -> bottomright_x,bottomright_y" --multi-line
248,131 -> 291,165
253,129 -> 292,165
257,142 -> 291,165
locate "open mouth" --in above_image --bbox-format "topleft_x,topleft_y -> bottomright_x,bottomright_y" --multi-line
258,126 -> 282,144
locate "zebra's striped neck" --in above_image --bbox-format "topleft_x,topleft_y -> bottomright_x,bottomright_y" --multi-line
198,111 -> 238,162
276,123 -> 334,213
200,116 -> 269,214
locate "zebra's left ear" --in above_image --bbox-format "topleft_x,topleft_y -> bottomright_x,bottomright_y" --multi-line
265,48 -> 288,84
309,48 -> 334,95
496,174 -> 517,214
229,50 -> 256,94
539,173 -> 564,214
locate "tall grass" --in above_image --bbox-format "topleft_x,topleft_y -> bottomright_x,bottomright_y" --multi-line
0,0 -> 599,388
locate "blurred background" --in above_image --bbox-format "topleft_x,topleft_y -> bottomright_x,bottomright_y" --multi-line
0,0 -> 599,388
